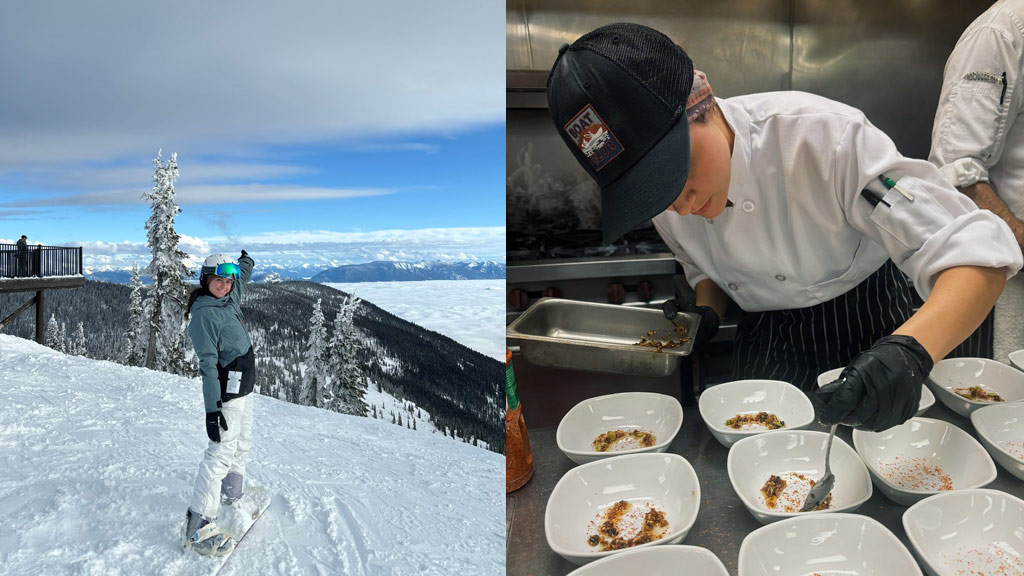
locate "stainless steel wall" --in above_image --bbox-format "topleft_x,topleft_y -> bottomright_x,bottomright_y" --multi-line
507,0 -> 993,235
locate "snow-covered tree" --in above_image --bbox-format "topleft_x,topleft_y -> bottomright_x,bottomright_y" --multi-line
302,298 -> 329,408
69,322 -> 87,356
141,150 -> 192,375
125,263 -> 146,366
45,314 -> 65,353
328,293 -> 368,417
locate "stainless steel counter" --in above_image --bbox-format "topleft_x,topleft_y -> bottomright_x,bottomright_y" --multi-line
505,397 -> 1024,576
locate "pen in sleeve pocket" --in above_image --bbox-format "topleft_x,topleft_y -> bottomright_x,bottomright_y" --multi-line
1002,71 -> 1008,106
878,174 -> 914,202
860,188 -> 890,208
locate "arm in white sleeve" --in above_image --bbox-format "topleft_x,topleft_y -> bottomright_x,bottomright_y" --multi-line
833,113 -> 1023,299
930,23 -> 1023,187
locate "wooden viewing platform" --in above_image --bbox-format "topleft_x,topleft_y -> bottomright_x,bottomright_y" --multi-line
0,244 -> 86,343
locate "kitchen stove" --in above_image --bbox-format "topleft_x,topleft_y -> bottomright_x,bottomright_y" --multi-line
506,227 -> 678,317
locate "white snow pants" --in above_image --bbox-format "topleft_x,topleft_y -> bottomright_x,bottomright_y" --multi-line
189,393 -> 254,520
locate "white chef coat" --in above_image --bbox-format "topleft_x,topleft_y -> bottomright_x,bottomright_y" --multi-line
652,92 -> 1023,313
929,0 -> 1024,362
930,0 -> 1024,219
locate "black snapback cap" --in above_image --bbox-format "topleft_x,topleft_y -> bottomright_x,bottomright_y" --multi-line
547,23 -> 694,244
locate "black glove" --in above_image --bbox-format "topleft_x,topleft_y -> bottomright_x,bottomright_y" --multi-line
240,250 -> 250,260
816,335 -> 932,431
205,411 -> 228,442
662,298 -> 720,347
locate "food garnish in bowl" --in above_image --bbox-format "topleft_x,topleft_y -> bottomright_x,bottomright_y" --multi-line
759,473 -> 832,512
726,412 -> 785,430
953,386 -> 1004,402
585,500 -> 670,551
592,429 -> 657,452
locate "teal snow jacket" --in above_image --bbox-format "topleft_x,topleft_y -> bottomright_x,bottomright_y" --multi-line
188,254 -> 254,412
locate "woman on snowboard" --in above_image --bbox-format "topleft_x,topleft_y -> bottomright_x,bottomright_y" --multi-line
182,251 -> 256,556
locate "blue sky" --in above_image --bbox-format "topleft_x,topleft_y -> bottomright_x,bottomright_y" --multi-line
0,0 -> 505,271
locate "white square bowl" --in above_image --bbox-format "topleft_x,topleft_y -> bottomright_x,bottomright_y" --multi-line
970,402 -> 1024,481
1008,349 -> 1024,372
738,513 -> 922,576
727,430 -> 872,524
903,489 -> 1024,576
698,379 -> 815,448
852,417 -> 997,506
926,357 -> 1024,417
544,453 -> 701,565
817,367 -> 935,417
556,392 -> 684,465
566,545 -> 728,576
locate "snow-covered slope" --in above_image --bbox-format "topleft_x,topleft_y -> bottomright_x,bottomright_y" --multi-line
0,335 -> 503,576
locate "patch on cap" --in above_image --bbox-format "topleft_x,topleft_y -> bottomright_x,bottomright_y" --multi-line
563,104 -> 624,171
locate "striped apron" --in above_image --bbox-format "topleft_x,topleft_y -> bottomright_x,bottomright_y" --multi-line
731,259 -> 915,391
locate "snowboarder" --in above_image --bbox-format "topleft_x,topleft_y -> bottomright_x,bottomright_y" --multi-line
182,251 -> 256,556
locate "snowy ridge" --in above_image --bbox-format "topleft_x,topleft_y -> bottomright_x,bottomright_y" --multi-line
0,335 -> 503,576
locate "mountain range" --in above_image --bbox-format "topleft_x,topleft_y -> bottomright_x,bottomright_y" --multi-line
84,260 -> 506,284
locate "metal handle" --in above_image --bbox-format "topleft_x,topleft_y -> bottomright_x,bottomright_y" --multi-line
824,423 -> 837,475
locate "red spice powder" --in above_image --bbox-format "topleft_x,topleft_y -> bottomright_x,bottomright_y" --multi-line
879,456 -> 953,491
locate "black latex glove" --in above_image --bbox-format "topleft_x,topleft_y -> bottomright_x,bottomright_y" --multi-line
816,335 -> 932,431
662,298 -> 720,347
205,411 -> 228,442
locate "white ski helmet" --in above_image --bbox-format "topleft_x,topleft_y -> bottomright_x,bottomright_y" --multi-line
200,253 -> 239,279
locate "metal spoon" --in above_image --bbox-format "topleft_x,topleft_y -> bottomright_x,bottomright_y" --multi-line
801,423 -> 838,512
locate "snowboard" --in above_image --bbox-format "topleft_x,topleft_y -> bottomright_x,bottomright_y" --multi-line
180,485 -> 272,576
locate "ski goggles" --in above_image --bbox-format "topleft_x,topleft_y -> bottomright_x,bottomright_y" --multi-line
201,262 -> 240,279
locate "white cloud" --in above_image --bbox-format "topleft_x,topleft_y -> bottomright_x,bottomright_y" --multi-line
73,226 -> 506,272
0,0 -> 504,170
1,185 -> 395,207
49,163 -> 316,189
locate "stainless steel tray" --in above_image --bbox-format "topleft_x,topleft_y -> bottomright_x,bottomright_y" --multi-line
506,298 -> 699,377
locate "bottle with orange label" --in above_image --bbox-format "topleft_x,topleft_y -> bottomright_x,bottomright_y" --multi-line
506,348 -> 533,492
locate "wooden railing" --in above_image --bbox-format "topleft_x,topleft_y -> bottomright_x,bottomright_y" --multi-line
0,244 -> 83,279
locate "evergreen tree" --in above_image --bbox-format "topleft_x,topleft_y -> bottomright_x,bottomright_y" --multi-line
397,413 -> 402,427
69,322 -> 87,356
412,418 -> 416,430
141,150 -> 193,375
303,298 -> 328,407
125,263 -> 145,366
328,293 -> 368,417
45,314 -> 64,353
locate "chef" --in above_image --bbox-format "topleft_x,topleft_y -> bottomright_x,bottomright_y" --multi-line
930,0 -> 1024,364
546,23 -> 1023,431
